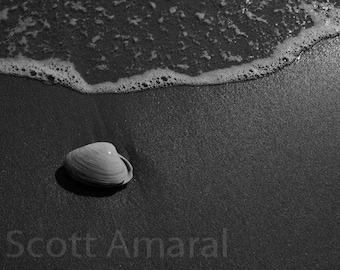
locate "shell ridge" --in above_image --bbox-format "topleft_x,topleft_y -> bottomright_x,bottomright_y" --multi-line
64,142 -> 134,187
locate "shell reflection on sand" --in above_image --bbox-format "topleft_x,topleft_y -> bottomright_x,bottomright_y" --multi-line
64,142 -> 133,187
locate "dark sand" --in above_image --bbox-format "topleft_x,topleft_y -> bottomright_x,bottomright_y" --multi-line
1,37 -> 340,269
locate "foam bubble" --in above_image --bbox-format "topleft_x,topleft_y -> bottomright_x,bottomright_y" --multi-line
0,55 -> 90,91
0,1 -> 340,94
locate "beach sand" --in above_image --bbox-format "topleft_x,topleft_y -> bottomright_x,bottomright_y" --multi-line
1,37 -> 340,269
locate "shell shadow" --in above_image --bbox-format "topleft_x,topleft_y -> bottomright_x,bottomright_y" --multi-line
55,166 -> 127,197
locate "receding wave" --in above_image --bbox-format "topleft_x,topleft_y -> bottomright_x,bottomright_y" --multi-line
0,1 -> 340,93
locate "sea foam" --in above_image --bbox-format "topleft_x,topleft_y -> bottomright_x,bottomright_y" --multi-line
0,1 -> 340,94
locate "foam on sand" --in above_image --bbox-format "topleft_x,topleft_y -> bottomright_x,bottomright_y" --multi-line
0,1 -> 340,94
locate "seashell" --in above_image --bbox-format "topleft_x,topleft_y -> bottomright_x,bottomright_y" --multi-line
64,142 -> 133,187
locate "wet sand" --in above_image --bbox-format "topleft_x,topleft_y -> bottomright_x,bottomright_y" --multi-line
0,37 -> 340,269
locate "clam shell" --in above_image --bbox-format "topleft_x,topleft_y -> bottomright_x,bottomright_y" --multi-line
64,142 -> 133,187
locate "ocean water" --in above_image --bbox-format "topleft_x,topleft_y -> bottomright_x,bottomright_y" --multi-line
0,0 -> 340,93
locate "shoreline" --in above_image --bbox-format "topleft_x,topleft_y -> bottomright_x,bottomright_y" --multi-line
1,2 -> 340,93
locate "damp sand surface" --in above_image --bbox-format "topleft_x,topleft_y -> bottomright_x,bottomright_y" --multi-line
1,35 -> 340,269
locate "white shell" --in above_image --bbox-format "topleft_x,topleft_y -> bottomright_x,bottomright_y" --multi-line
64,142 -> 133,187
